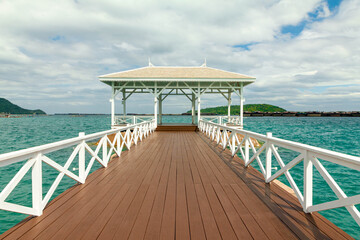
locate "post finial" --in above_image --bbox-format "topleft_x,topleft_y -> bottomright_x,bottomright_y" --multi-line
148,57 -> 154,67
201,58 -> 207,67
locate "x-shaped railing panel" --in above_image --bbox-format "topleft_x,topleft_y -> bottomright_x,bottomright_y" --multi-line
0,120 -> 156,216
199,120 -> 360,227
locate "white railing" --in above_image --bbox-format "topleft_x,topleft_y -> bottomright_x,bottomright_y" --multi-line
199,120 -> 360,226
200,116 -> 242,126
0,120 -> 156,216
114,115 -> 155,125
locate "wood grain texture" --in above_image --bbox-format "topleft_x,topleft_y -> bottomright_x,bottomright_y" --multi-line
1,131 -> 353,240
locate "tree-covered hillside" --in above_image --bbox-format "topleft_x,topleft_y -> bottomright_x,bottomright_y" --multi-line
0,98 -> 46,114
186,104 -> 286,114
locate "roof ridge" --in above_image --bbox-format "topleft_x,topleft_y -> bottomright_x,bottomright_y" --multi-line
99,65 -> 256,79
99,66 -> 149,77
205,66 -> 255,79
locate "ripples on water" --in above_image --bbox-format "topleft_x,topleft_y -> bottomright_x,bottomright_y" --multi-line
0,115 -> 359,238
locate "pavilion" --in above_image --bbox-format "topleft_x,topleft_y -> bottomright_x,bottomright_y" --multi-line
99,63 -> 255,127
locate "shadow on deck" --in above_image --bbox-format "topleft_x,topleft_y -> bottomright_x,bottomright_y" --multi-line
1,131 -> 352,239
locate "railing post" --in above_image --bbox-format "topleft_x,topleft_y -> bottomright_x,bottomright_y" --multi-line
231,132 -> 235,155
102,135 -> 108,166
222,129 -> 227,149
126,129 -> 131,150
78,132 -> 86,183
32,153 -> 42,216
133,116 -> 136,124
244,136 -> 249,166
133,127 -> 138,145
304,151 -> 313,212
265,132 -> 272,183
116,131 -> 121,154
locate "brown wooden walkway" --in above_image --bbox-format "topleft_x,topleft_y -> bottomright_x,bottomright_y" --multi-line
1,131 -> 353,239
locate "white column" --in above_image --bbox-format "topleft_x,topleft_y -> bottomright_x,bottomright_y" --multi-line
78,132 -> 85,183
304,151 -> 313,212
240,84 -> 244,127
122,89 -> 126,117
32,153 -> 43,216
191,93 -> 195,124
265,132 -> 272,182
228,89 -> 231,118
159,94 -> 163,125
154,96 -> 158,127
110,88 -> 115,126
197,96 -> 201,124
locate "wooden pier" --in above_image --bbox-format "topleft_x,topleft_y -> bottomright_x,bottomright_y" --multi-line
1,130 -> 352,239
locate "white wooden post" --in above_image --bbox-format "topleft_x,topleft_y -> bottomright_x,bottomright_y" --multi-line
304,151 -> 313,212
159,94 -> 162,125
197,95 -> 201,124
228,89 -> 231,119
154,97 -> 158,127
116,131 -> 121,154
244,136 -> 249,166
265,132 -> 272,182
231,133 -> 235,155
240,84 -> 244,127
32,153 -> 42,216
110,88 -> 115,126
78,132 -> 85,183
191,93 -> 195,124
102,136 -> 108,166
122,89 -> 126,118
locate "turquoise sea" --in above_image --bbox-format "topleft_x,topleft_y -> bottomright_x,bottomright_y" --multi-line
0,115 -> 359,238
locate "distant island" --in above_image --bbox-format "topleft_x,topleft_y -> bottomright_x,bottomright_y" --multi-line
183,104 -> 360,117
186,104 -> 286,115
0,98 -> 46,115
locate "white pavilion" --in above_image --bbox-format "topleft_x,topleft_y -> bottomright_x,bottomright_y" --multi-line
99,63 -> 255,128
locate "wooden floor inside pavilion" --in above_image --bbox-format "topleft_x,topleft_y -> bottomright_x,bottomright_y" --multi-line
1,130 -> 353,239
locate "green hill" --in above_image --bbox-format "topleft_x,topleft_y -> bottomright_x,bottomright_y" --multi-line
0,98 -> 46,114
186,104 -> 286,115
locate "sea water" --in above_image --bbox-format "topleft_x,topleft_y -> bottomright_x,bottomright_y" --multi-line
0,115 -> 359,238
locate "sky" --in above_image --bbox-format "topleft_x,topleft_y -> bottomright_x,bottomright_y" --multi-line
0,0 -> 359,114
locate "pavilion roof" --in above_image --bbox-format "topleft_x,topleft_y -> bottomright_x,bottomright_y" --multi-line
99,66 -> 255,84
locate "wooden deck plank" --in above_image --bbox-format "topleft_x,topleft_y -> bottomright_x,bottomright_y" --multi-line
1,131 -> 353,240
128,134 -> 173,240
175,133 -> 190,240
192,133 -> 297,239
182,133 -> 207,240
157,152 -> 176,239
27,134 -> 163,240
188,134 -> 239,239
183,132 -> 222,240
66,136 -> 162,240
198,131 -> 352,240
191,134 -> 255,239
198,133 -> 321,239
15,154 -> 147,238
95,135 -> 165,239
2,133 -> 157,239
112,133 -> 171,240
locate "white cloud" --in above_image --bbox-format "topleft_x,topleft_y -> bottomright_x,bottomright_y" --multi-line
0,0 -> 359,113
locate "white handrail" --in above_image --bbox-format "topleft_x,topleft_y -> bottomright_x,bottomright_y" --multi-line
114,115 -> 154,125
199,119 -> 360,226
200,116 -> 242,126
0,120 -> 156,216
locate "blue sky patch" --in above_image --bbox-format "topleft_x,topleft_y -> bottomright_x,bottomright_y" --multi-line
281,20 -> 306,36
281,0 -> 342,38
232,42 -> 258,50
51,35 -> 65,41
327,0 -> 342,11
